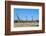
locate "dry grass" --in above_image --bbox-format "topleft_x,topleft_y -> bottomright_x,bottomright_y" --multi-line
14,22 -> 39,27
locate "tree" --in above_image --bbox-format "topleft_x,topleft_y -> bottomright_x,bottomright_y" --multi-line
16,14 -> 21,22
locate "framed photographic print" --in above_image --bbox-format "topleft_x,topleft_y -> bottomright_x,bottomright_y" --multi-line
5,1 -> 45,35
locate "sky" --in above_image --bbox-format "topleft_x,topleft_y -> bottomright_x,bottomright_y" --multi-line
14,8 -> 39,21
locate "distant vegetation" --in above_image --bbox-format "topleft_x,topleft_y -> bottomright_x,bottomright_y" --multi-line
14,20 -> 39,23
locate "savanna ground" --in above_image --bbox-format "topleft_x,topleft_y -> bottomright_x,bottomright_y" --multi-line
14,22 -> 39,27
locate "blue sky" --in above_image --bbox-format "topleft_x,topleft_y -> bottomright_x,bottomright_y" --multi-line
14,8 -> 39,21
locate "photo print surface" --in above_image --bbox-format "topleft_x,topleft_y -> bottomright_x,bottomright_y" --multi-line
14,5 -> 39,27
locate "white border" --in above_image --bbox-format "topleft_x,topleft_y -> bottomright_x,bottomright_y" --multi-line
11,5 -> 42,31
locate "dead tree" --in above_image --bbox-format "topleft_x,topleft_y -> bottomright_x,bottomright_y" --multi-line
16,14 -> 21,22
26,16 -> 27,21
32,12 -> 34,22
32,15 -> 33,22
